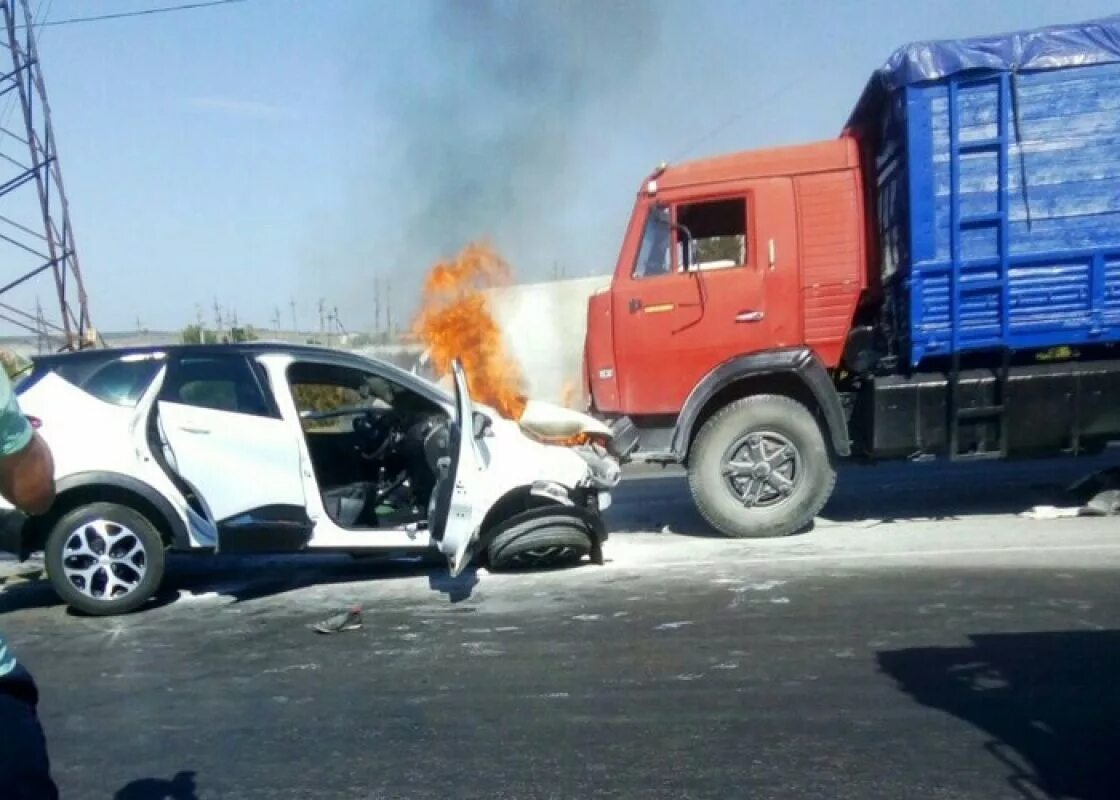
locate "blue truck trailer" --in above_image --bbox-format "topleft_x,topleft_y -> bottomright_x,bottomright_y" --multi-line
583,17 -> 1120,538
843,17 -> 1120,464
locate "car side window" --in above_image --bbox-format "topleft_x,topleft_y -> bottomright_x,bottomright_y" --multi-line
82,357 -> 163,407
162,356 -> 272,417
288,361 -> 440,430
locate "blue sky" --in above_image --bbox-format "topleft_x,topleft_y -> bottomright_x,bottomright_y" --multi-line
13,0 -> 1120,333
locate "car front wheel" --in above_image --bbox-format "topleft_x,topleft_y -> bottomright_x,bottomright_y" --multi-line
45,502 -> 166,616
486,515 -> 593,572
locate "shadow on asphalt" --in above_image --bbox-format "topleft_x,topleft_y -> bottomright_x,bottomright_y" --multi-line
609,455 -> 1118,537
0,554 -> 451,615
0,552 -> 562,614
3,454 -> 1114,614
115,770 -> 198,800
878,630 -> 1120,800
427,564 -> 480,603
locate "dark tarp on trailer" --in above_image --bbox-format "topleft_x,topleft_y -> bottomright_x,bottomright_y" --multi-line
847,16 -> 1120,131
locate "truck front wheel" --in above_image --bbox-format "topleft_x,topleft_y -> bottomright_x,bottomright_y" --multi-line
688,394 -> 836,538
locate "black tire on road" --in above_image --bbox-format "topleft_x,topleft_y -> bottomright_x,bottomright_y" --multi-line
486,515 -> 593,572
687,394 -> 836,538
45,502 -> 166,616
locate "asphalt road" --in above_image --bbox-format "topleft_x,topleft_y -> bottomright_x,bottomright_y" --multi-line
2,456 -> 1119,799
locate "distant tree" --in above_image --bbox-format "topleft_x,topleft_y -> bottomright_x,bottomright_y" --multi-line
228,326 -> 258,343
181,324 -> 219,345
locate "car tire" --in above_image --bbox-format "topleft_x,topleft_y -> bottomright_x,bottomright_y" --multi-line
45,502 -> 166,616
486,515 -> 593,572
688,394 -> 836,538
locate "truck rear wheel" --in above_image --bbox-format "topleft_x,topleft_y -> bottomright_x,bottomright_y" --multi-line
688,394 -> 836,538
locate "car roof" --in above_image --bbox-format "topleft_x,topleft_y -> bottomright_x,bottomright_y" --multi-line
34,341 -> 357,361
33,342 -> 451,405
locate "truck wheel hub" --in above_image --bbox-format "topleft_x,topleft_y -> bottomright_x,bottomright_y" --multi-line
721,431 -> 801,509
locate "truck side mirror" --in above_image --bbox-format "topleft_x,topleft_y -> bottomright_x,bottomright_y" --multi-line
671,222 -> 696,271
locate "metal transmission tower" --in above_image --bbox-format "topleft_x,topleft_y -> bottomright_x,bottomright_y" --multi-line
0,0 -> 94,351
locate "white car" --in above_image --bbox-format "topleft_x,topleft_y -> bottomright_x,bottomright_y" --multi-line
0,344 -> 621,615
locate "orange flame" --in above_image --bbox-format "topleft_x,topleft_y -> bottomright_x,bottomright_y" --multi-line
412,242 -> 528,420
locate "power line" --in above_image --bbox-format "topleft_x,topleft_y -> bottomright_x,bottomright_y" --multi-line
667,75 -> 812,164
20,0 -> 249,28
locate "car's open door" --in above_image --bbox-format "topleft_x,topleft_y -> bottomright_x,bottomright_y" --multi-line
155,354 -> 311,553
428,360 -> 488,577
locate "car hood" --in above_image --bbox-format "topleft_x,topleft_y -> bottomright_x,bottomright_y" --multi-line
516,399 -> 613,442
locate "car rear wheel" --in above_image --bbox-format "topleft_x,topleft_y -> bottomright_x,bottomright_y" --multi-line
45,502 -> 166,616
486,515 -> 593,572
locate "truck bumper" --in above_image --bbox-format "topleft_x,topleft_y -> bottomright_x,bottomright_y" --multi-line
607,416 -> 641,461
0,507 -> 30,561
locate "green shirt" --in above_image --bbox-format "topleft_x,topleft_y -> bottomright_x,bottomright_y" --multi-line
0,368 -> 31,458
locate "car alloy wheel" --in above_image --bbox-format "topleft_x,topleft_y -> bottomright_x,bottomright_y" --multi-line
61,518 -> 148,602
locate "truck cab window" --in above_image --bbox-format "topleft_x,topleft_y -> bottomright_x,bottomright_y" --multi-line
632,204 -> 672,278
676,197 -> 748,271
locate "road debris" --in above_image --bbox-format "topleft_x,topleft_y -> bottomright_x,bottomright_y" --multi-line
1021,466 -> 1120,519
313,605 -> 363,634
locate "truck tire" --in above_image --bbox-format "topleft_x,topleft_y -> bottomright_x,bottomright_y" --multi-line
486,515 -> 592,572
44,502 -> 166,616
688,394 -> 836,538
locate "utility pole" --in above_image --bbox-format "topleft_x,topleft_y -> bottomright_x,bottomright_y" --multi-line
289,299 -> 297,333
34,297 -> 44,354
212,298 -> 222,331
318,298 -> 325,336
385,282 -> 392,339
272,307 -> 281,333
374,279 -> 381,334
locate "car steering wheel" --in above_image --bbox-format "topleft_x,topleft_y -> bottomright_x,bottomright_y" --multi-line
352,410 -> 398,458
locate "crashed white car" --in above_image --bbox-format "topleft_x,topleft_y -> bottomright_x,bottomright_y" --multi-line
0,344 -> 620,615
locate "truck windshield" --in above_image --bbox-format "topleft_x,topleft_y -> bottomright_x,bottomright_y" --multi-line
633,204 -> 671,278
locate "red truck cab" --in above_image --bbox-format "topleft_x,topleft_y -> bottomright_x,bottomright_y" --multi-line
587,137 -> 869,418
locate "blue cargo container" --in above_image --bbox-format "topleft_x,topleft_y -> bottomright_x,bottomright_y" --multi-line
849,18 -> 1120,367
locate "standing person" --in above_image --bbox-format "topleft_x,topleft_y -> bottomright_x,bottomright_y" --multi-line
0,365 -> 58,799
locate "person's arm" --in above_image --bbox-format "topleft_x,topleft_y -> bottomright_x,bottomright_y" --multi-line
0,369 -> 54,515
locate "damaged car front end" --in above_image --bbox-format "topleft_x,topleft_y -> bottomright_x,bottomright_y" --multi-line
428,362 -> 623,576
